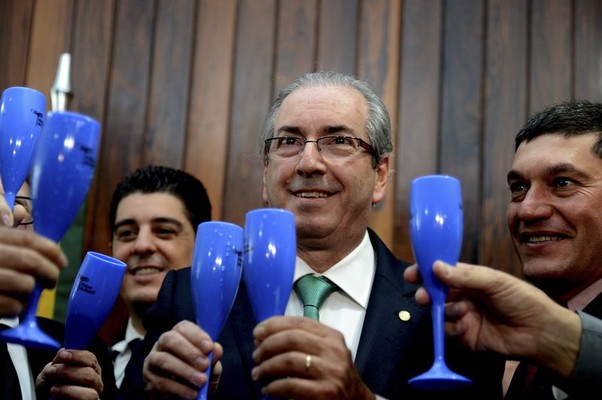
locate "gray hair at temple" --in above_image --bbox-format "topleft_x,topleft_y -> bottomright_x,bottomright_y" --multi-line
259,71 -> 393,167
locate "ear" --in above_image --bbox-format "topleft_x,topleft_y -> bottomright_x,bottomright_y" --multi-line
262,165 -> 270,206
372,156 -> 390,205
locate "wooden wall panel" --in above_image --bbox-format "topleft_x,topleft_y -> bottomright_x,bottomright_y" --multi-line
481,0 -> 528,275
26,0 -> 72,93
395,0 -> 443,261
274,0 -> 318,92
440,0 -> 485,262
574,0 -> 602,101
0,0 -> 34,88
317,0 -> 359,74
223,0 -> 276,226
529,0 -> 572,112
357,0 -> 401,248
69,0 -> 114,118
146,0 -> 196,167
185,0 -> 237,221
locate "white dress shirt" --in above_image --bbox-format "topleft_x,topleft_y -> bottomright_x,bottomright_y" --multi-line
1,317 -> 36,399
284,231 -> 376,360
111,318 -> 144,388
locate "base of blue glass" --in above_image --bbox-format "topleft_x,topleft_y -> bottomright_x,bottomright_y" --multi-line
408,362 -> 472,390
0,323 -> 61,351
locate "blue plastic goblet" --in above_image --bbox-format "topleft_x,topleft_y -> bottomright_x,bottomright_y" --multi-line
243,208 -> 296,400
191,221 -> 243,400
408,174 -> 471,390
0,86 -> 46,209
243,208 -> 296,323
0,111 -> 100,350
65,251 -> 126,349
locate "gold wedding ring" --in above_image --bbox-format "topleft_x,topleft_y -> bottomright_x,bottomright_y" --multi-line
305,354 -> 312,372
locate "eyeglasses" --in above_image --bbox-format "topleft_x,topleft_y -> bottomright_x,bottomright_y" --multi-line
14,196 -> 34,227
264,135 -> 376,160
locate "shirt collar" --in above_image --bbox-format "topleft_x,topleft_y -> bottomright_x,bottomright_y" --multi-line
567,277 -> 602,311
0,317 -> 19,328
293,230 -> 375,309
112,318 -> 145,352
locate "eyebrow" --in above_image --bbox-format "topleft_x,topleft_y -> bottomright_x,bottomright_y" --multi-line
507,163 -> 590,183
275,124 -> 354,136
113,217 -> 185,233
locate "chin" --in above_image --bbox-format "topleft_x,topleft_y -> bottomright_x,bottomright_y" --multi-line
130,288 -> 161,302
131,295 -> 159,307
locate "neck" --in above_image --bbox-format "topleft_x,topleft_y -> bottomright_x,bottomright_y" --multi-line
130,313 -> 146,336
129,303 -> 150,336
297,231 -> 366,273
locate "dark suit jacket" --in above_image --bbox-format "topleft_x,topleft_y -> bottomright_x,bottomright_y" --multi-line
27,317 -> 117,399
119,229 -> 504,399
505,293 -> 602,399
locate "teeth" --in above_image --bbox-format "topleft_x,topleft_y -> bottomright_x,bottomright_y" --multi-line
526,236 -> 562,243
296,192 -> 328,198
133,267 -> 161,276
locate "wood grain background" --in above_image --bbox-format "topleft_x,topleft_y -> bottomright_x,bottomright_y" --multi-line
2,0 -> 602,328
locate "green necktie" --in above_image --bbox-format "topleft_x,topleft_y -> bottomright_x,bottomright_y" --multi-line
294,275 -> 338,321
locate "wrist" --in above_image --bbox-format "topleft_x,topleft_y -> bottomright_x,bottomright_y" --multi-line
537,306 -> 581,377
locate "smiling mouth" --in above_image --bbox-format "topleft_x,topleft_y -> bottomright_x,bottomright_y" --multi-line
131,267 -> 162,276
521,235 -> 564,244
295,191 -> 330,198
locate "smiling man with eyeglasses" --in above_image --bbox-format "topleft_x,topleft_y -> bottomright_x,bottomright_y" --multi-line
0,180 -> 64,317
0,179 -> 115,399
264,135 -> 376,161
120,72 -> 505,400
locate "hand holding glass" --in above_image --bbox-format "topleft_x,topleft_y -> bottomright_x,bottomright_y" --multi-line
407,174 -> 471,390
0,111 -> 100,350
191,221 -> 243,400
65,251 -> 126,349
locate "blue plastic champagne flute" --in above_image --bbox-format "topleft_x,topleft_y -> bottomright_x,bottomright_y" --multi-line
407,174 -> 471,390
243,208 -> 296,400
65,252 -> 126,350
0,111 -> 100,350
191,221 -> 243,400
243,208 -> 296,322
0,86 -> 46,209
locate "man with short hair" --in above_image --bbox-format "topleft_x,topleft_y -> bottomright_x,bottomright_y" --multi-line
119,72 -> 504,400
408,101 -> 602,400
108,165 -> 212,388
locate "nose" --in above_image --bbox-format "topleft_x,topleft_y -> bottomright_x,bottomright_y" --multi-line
514,185 -> 554,222
296,140 -> 327,176
132,227 -> 157,255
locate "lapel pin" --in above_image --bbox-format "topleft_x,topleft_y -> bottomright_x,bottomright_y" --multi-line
398,310 -> 411,322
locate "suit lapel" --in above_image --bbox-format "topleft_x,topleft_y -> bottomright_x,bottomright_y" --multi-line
354,230 -> 423,392
218,282 -> 263,399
